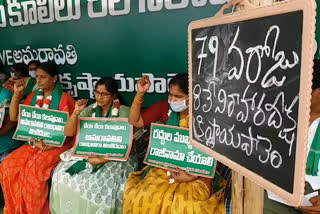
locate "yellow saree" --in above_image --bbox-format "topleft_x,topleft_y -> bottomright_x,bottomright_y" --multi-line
123,117 -> 226,214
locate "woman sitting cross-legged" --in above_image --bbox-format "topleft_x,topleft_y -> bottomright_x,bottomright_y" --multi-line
123,73 -> 226,214
0,62 -> 75,214
49,77 -> 138,214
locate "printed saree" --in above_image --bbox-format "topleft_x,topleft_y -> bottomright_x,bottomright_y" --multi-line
123,109 -> 226,214
0,84 -> 74,214
49,104 -> 138,214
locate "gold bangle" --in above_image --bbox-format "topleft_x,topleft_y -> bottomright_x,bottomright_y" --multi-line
133,96 -> 144,106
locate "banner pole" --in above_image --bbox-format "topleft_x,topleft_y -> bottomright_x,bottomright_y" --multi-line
244,177 -> 264,213
231,171 -> 244,214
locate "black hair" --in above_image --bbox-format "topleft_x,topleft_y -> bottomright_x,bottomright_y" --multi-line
12,63 -> 29,77
169,73 -> 188,95
95,77 -> 119,96
313,59 -> 320,90
95,77 -> 124,104
28,60 -> 40,68
36,62 -> 58,77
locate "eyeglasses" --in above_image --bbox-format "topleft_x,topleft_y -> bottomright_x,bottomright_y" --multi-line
94,90 -> 111,98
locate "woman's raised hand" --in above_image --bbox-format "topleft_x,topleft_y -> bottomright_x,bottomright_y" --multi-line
74,99 -> 88,115
137,76 -> 151,95
13,79 -> 26,97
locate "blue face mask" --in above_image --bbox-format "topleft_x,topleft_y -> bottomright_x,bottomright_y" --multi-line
168,99 -> 188,112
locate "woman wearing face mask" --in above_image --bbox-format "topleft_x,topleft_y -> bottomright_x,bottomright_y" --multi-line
27,60 -> 40,91
0,63 -> 38,159
0,62 -> 75,214
28,60 -> 40,78
123,73 -> 226,214
2,63 -> 37,103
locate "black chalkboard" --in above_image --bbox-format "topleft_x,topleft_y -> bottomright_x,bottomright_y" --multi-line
191,11 -> 303,193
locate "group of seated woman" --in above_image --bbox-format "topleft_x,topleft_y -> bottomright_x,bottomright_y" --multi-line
1,59 -> 319,214
0,61 -> 227,214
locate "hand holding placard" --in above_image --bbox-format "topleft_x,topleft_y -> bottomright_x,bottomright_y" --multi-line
170,167 -> 198,183
88,156 -> 110,166
30,138 -> 49,152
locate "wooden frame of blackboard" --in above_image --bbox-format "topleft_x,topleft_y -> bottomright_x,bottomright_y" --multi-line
188,0 -> 316,206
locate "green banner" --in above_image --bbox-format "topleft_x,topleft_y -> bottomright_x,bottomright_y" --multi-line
72,118 -> 133,160
13,105 -> 68,146
144,123 -> 215,178
0,0 -> 226,107
0,108 -> 4,128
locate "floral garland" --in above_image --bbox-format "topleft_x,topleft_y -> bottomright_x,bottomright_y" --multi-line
35,90 -> 52,109
29,90 -> 52,148
111,98 -> 120,117
92,98 -> 120,118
